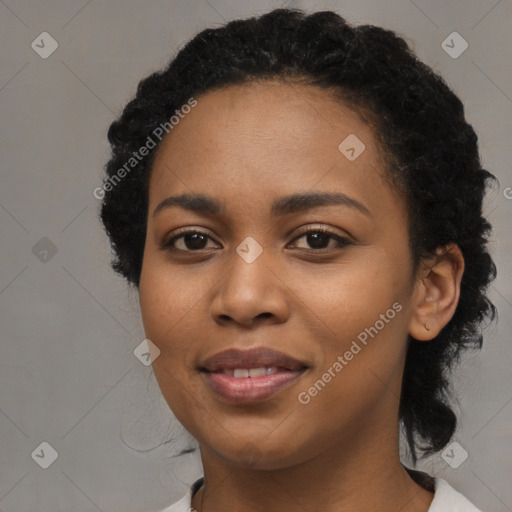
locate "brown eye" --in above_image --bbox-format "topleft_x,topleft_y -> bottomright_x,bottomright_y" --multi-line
302,231 -> 331,249
289,228 -> 351,251
161,230 -> 219,252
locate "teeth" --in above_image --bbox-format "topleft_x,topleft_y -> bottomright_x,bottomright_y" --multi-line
224,367 -> 280,378
249,367 -> 266,378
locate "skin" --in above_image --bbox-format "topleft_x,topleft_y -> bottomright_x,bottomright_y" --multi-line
138,80 -> 464,512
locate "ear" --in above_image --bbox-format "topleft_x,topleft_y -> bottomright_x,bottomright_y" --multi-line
408,243 -> 465,341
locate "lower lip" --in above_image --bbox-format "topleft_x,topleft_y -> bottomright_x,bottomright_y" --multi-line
202,370 -> 306,404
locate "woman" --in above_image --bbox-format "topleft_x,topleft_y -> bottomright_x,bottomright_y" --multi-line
99,8 -> 497,512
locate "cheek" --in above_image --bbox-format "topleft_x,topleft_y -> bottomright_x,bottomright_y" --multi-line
139,258 -> 205,347
138,258 -> 212,413
292,258 -> 410,391
292,256 -> 402,330
294,314 -> 408,440
138,266 -> 200,422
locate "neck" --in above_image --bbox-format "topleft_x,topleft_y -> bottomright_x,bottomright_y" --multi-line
191,423 -> 434,512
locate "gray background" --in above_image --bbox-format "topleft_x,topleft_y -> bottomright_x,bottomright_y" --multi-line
0,0 -> 511,511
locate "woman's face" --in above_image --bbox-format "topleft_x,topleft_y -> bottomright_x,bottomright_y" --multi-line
139,81 -> 419,469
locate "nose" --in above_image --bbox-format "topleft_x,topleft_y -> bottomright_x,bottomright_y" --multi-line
209,249 -> 290,328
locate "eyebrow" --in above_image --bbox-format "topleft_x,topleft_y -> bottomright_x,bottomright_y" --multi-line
152,191 -> 371,218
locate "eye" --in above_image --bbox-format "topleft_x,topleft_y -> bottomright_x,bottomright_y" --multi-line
160,229 -> 220,252
160,226 -> 352,254
288,226 -> 352,251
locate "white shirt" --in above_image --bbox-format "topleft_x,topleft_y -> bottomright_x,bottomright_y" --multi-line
157,475 -> 483,512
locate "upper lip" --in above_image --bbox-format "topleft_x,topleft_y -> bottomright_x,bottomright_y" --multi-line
200,347 -> 308,372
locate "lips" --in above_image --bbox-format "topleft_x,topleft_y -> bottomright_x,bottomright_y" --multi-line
199,347 -> 309,404
200,347 -> 307,372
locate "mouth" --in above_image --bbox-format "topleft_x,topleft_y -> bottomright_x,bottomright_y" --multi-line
199,347 -> 309,404
213,366 -> 293,377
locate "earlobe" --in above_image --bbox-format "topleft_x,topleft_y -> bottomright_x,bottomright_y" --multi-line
408,244 -> 465,342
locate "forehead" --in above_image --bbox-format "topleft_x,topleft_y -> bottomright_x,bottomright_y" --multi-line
155,80 -> 376,152
148,80 -> 396,216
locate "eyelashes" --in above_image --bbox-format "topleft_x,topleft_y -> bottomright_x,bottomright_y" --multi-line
160,226 -> 352,254
290,227 -> 352,251
161,230 -> 215,252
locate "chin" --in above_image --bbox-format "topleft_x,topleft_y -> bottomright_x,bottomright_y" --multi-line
201,434 -> 314,471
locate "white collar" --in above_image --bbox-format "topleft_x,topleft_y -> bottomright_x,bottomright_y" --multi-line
158,475 -> 482,511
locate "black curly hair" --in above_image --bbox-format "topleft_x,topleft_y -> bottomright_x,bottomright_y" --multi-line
99,7 -> 497,465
